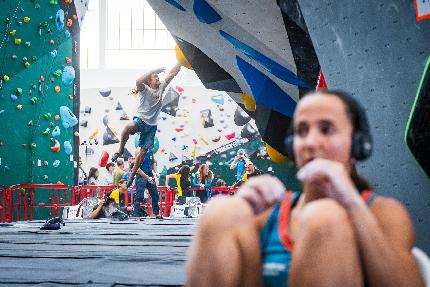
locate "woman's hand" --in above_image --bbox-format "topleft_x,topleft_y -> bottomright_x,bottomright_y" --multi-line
237,174 -> 285,214
297,159 -> 362,209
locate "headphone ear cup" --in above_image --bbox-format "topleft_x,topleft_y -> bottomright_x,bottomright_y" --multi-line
352,132 -> 372,161
284,135 -> 295,162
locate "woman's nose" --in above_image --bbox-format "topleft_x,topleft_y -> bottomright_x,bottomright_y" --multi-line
303,128 -> 322,148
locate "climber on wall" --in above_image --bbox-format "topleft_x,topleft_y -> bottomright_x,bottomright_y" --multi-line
111,62 -> 181,187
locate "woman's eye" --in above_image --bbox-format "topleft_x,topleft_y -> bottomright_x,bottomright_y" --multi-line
320,124 -> 334,135
295,126 -> 307,137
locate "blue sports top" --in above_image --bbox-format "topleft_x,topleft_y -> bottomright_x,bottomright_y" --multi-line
260,190 -> 377,287
235,160 -> 246,181
139,149 -> 153,173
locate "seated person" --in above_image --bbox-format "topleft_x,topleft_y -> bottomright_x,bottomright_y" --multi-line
186,90 -> 425,287
211,178 -> 227,197
165,165 -> 194,205
192,164 -> 214,203
90,178 -> 130,219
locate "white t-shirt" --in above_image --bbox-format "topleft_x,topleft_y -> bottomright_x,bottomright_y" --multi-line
137,81 -> 168,126
100,173 -> 113,185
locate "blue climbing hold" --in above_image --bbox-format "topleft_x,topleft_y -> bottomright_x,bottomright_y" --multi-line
99,89 -> 111,97
236,56 -> 296,117
211,93 -> 224,105
60,106 -> 78,128
164,0 -> 186,11
62,66 -> 75,86
64,30 -> 71,38
10,94 -> 18,102
55,9 -> 65,31
53,160 -> 60,167
219,30 -> 309,88
52,126 -> 61,137
50,50 -> 57,58
193,0 -> 222,24
64,141 -> 72,155
102,114 -> 109,126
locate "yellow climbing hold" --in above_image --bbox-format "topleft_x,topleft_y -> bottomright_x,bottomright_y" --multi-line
14,38 -> 21,45
89,128 -> 99,140
266,143 -> 288,164
175,44 -> 193,70
241,93 -> 256,111
198,134 -> 209,145
9,30 -> 16,36
17,104 -> 23,111
24,61 -> 30,68
3,75 -> 9,81
23,17 -> 30,23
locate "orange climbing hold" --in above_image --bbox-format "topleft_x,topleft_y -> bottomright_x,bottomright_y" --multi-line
54,115 -> 60,121
51,145 -> 60,152
72,14 -> 78,20
66,19 -> 73,27
39,75 -> 45,82
50,39 -> 55,45
54,86 -> 60,93
65,57 -> 72,64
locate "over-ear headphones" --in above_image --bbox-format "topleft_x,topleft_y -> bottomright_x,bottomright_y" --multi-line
284,90 -> 372,163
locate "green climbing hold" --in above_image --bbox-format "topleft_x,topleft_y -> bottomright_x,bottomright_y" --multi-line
43,113 -> 51,120
32,55 -> 37,61
22,57 -> 28,62
30,97 -> 37,104
42,128 -> 50,135
24,41 -> 31,47
16,88 -> 23,96
30,143 -> 36,149
53,69 -> 62,77
43,175 -> 48,181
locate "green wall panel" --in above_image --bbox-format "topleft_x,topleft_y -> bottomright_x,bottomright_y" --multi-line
0,0 -> 77,187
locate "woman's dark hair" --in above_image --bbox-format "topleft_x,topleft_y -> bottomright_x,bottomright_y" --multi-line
105,162 -> 115,171
302,89 -> 373,191
88,167 -> 99,180
178,165 -> 191,180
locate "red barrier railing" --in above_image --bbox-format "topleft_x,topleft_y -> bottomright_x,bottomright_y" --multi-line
0,184 -> 238,222
8,184 -> 71,222
71,185 -> 115,205
190,186 -> 239,195
0,185 -> 9,222
124,186 -> 175,217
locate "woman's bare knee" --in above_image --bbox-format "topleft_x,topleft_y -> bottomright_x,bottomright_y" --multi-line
298,199 -> 353,240
198,197 -> 254,234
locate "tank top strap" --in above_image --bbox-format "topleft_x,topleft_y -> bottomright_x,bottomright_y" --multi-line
361,190 -> 377,206
278,192 -> 296,252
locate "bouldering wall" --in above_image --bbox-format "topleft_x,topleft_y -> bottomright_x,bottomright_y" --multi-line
0,0 -> 88,186
79,83 -> 300,188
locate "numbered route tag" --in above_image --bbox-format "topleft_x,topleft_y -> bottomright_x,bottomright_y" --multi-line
415,0 -> 430,21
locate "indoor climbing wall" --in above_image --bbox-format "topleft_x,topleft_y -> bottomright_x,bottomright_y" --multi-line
79,83 -> 300,188
148,0 -> 320,161
0,0 -> 88,186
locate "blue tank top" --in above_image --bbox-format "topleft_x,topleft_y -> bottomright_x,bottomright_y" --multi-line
260,191 -> 377,287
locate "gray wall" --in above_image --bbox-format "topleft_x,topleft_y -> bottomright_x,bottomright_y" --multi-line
298,0 -> 430,252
